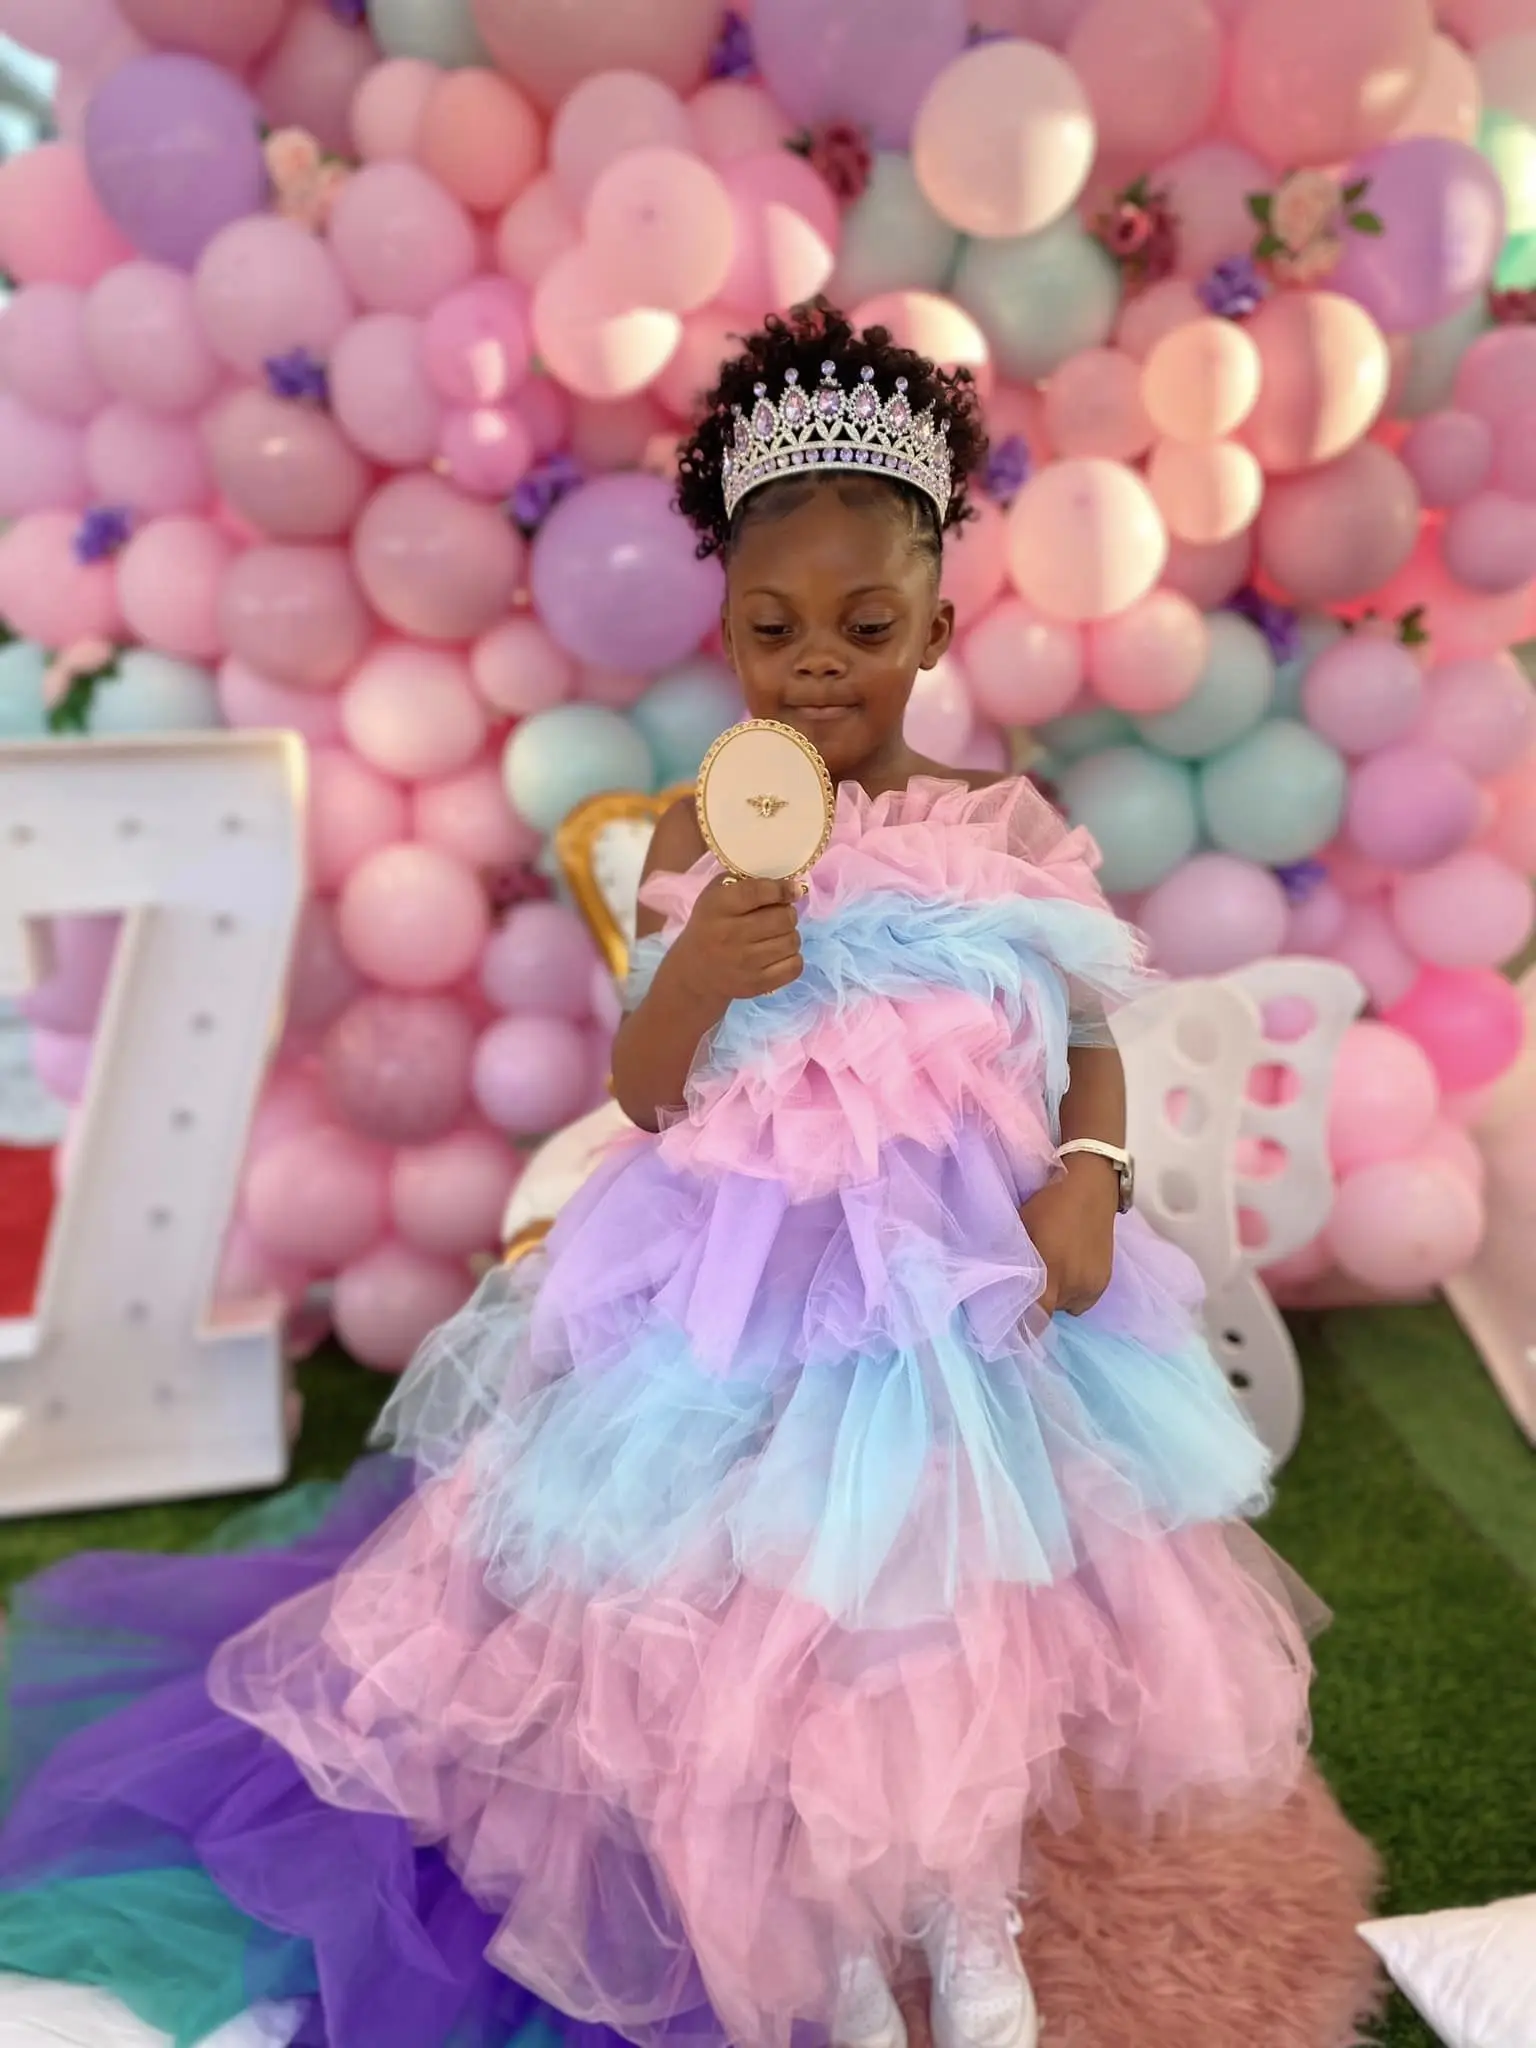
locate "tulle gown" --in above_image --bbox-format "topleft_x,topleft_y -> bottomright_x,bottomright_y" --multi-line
0,777 -> 1312,2048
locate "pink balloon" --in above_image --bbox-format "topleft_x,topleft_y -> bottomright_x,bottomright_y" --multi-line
962,599 -> 1083,725
438,404 -> 535,499
850,290 -> 992,394
1400,409 -> 1492,507
353,474 -> 524,643
282,898 -> 363,1040
1042,347 -> 1152,461
86,403 -> 210,517
1393,849 -> 1535,967
255,1 -> 376,159
1162,531 -> 1253,610
569,394 -> 671,474
1115,277 -> 1204,361
391,1129 -> 518,1260
422,278 -> 531,408
337,842 -> 491,990
1088,590 -> 1209,714
688,80 -> 794,167
332,1237 -> 469,1372
216,1220 -> 311,1315
1302,637 -> 1425,755
1347,742 -> 1481,868
1384,964 -> 1527,1093
413,760 -> 540,871
577,664 -> 648,709
1454,327 -> 1536,428
244,1124 -> 391,1269
1417,653 -> 1536,773
1416,1116 -> 1486,1195
117,516 -> 232,661
1489,404 -> 1536,501
118,0 -> 287,63
1142,853 -> 1291,976
1066,0 -> 1222,159
1286,876 -> 1349,954
650,310 -> 741,423
0,284 -> 108,422
1158,142 -> 1272,281
416,69 -> 542,215
550,70 -> 690,207
1261,1234 -> 1335,1294
307,748 -> 409,893
329,313 -> 444,469
327,163 -> 477,315
1394,31 -> 1480,142
1142,320 -> 1261,445
515,373 -> 574,458
0,0 -> 127,63
586,148 -> 736,315
1329,1019 -> 1441,1172
1241,294 -> 1391,476
1147,438 -> 1264,545
341,641 -> 489,782
1257,442 -> 1421,607
194,219 -> 354,381
220,543 -> 373,691
322,989 -> 476,1145
495,173 -> 580,290
1485,754 -> 1536,874
472,617 -> 576,717
30,1027 -> 94,1105
0,397 -> 89,517
0,144 -> 134,288
207,389 -> 372,543
911,39 -> 1094,239
480,901 -> 600,1019
219,656 -> 344,741
19,914 -> 120,1034
1441,490 -> 1536,593
1227,0 -> 1434,165
1007,458 -> 1168,623
469,0 -> 719,112
351,57 -> 438,163
471,1011 -> 593,1135
0,511 -> 123,646
1330,897 -> 1421,1009
1329,1153 -> 1483,1292
939,498 -> 1009,629
85,260 -> 221,416
903,654 -> 976,759
718,151 -> 839,316
531,248 -> 682,402
248,1066 -> 331,1157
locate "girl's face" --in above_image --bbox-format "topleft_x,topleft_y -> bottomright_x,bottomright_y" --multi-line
721,479 -> 955,779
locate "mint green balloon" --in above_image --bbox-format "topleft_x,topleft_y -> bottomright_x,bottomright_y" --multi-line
87,651 -> 221,736
370,0 -> 490,67
1199,721 -> 1347,865
1481,109 -> 1536,236
1271,612 -> 1345,720
1134,613 -> 1274,762
0,641 -> 48,739
1396,299 -> 1489,417
1055,746 -> 1200,893
632,659 -> 742,785
1034,706 -> 1134,764
831,153 -> 959,307
952,219 -> 1121,382
1496,228 -> 1536,290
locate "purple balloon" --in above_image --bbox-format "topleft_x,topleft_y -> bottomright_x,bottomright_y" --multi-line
1345,744 -> 1482,871
1140,854 -> 1290,979
83,54 -> 269,271
530,473 -> 724,677
754,0 -> 968,149
1331,138 -> 1505,336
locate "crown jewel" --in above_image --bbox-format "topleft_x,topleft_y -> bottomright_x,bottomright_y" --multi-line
722,361 -> 953,525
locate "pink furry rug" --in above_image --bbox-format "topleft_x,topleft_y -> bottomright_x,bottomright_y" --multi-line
899,1766 -> 1384,2048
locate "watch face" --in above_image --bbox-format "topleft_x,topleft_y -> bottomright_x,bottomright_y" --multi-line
1119,1153 -> 1136,1215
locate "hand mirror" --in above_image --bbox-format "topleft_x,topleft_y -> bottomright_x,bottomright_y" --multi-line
696,720 -> 835,883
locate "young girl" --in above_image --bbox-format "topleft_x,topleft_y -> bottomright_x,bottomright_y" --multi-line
0,306 -> 1312,2048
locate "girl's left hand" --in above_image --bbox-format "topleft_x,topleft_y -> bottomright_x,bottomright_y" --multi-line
1020,1154 -> 1120,1317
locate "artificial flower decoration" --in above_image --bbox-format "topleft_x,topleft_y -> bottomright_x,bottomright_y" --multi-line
1198,254 -> 1268,320
1249,170 -> 1382,286
1490,286 -> 1536,324
508,454 -> 585,536
265,127 -> 352,234
1092,176 -> 1178,289
72,506 -> 134,565
265,347 -> 332,408
981,434 -> 1033,508
790,121 -> 874,205
1227,587 -> 1301,665
708,9 -> 755,80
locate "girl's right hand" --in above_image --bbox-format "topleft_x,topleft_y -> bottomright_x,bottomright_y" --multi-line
669,876 -> 803,1006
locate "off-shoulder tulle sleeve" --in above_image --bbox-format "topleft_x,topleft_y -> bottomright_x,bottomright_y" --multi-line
621,863 -> 716,1012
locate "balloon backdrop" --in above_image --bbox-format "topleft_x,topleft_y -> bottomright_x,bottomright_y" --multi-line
5,0 -> 1531,1361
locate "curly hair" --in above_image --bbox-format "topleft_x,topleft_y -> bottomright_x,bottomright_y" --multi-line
673,300 -> 989,563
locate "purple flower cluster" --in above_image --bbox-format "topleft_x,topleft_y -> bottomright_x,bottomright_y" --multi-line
72,506 -> 135,565
326,0 -> 369,26
509,454 -> 585,534
265,348 -> 331,408
1227,587 -> 1301,666
982,434 -> 1032,508
708,10 -> 755,80
1273,860 -> 1329,906
1197,254 -> 1267,320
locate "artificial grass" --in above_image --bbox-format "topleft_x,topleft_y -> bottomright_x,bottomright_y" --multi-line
0,1312 -> 1532,2048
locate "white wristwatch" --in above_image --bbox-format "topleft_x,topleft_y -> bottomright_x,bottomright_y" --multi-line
1057,1139 -> 1136,1215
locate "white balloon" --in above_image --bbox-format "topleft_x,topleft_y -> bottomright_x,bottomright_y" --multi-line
369,0 -> 489,68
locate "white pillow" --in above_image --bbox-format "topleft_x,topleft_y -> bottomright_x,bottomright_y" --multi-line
0,1973 -> 303,2048
1358,1895 -> 1536,2048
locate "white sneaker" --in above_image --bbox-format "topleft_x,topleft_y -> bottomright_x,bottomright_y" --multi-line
927,1901 -> 1039,2048
833,1950 -> 908,2048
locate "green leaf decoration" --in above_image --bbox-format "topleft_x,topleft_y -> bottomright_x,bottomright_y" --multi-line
1398,605 -> 1430,647
1342,178 -> 1371,204
43,655 -> 121,737
785,130 -> 814,158
1349,209 -> 1384,234
1247,191 -> 1274,225
0,617 -> 16,649
1254,232 -> 1285,260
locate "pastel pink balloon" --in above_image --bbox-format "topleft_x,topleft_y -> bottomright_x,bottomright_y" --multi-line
1489,403 -> 1536,500
1115,277 -> 1204,361
1384,964 -> 1527,1094
1007,458 -> 1168,623
1158,142 -> 1272,280
1331,898 -> 1422,1010
469,0 -> 720,112
438,404 -> 532,499
416,69 -> 542,215
1415,1116 -> 1486,1195
413,760 -> 540,870
330,313 -> 444,468
247,1065 -> 332,1158
306,748 -> 409,893
961,598 -> 1082,724
86,403 -> 209,517
19,914 -> 119,1034
351,56 -> 438,162
1400,408 -> 1493,507
216,1220 -> 311,1314
220,544 -> 373,691
341,641 -> 489,782
30,1027 -> 94,1105
1394,31 -> 1480,141
1347,742 -> 1481,868
328,163 -> 477,315
0,397 -> 89,517
1258,443 -> 1421,607
1242,294 -> 1391,475
1441,490 -> 1536,593
1393,849 -> 1535,968
531,248 -> 682,401
255,1 -> 376,159
550,70 -> 690,207
569,394 -> 671,473
911,38 -> 1094,238
1147,438 -> 1264,545
648,310 -> 738,423
1286,876 -> 1349,953
480,902 -> 600,1020
586,148 -> 736,315
85,260 -> 221,416
0,511 -> 123,645
516,373 -> 574,458
904,654 -> 976,759
1142,320 -> 1261,444
422,279 -> 531,410
850,290 -> 991,393
940,498 -> 1008,629
1302,637 -> 1425,755
1088,589 -> 1209,713
472,616 -> 576,716
0,0 -> 128,64
718,150 -> 839,315
577,663 -> 648,708
321,989 -> 476,1145
1453,326 -> 1536,426
1417,653 -> 1536,773
688,80 -> 794,166
1066,0 -> 1223,159
0,143 -> 134,288
219,656 -> 343,740
1141,853 -> 1291,976
117,516 -> 232,661
1486,753 -> 1536,874
1329,1018 -> 1441,1172
1227,0 -> 1434,165
332,1237 -> 469,1371
1042,348 -> 1152,461
119,0 -> 288,63
0,284 -> 108,422
495,173 -> 580,290
1162,530 -> 1253,609
471,1011 -> 593,1135
194,222 -> 353,386
1261,1234 -> 1335,1293
337,842 -> 491,990
390,1129 -> 519,1260
206,389 -> 371,543
245,1124 -> 390,1269
283,897 -> 364,1039
353,474 -> 524,643
1329,1154 -> 1483,1292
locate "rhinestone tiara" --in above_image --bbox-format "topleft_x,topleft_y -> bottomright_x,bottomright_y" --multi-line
721,360 -> 953,525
